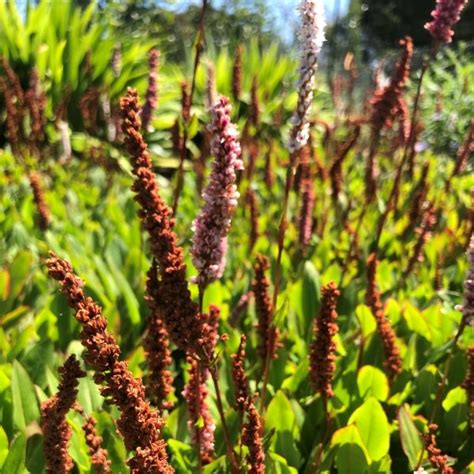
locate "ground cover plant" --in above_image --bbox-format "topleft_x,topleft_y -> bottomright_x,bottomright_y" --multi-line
0,0 -> 473,473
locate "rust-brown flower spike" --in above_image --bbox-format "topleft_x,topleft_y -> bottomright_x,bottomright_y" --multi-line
41,355 -> 85,474
253,254 -> 280,363
144,262 -> 175,411
46,254 -> 173,473
232,335 -> 250,413
120,88 -> 202,354
405,203 -> 437,277
232,46 -> 243,101
366,253 -> 402,380
242,398 -> 265,474
80,412 -> 112,474
247,188 -> 260,252
309,282 -> 340,399
424,424 -> 453,474
461,344 -> 474,429
29,172 -> 51,231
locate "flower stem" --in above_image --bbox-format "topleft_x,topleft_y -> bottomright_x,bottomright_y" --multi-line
260,154 -> 298,410
209,366 -> 240,474
172,0 -> 208,215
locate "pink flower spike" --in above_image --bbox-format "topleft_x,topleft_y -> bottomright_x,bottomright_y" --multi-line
425,0 -> 469,44
191,96 -> 243,287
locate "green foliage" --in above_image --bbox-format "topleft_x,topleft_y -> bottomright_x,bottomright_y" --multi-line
0,2 -> 473,473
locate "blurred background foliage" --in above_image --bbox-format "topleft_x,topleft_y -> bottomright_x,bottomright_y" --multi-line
0,0 -> 473,471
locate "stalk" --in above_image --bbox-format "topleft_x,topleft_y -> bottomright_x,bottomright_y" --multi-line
199,284 -> 239,473
209,366 -> 240,474
260,157 -> 297,409
172,0 -> 209,214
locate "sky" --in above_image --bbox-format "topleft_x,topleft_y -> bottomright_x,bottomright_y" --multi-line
174,0 -> 351,43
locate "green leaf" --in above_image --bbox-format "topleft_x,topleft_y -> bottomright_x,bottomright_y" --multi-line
442,386 -> 467,412
402,302 -> 432,342
68,415 -> 90,472
355,305 -> 376,338
268,451 -> 299,473
302,261 -> 321,333
11,360 -> 40,431
25,434 -> 45,473
266,390 -> 295,433
348,398 -> 390,460
267,391 -> 301,467
0,270 -> 10,302
167,439 -> 195,472
8,251 -> 33,300
398,404 -> 423,470
331,425 -> 370,474
1,433 -> 26,474
77,377 -> 103,414
357,366 -> 389,402
106,256 -> 140,328
441,387 -> 468,448
0,426 -> 8,468
282,358 -> 309,392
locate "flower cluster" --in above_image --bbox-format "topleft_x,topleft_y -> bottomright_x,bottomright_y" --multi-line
288,0 -> 326,153
232,46 -> 243,101
231,335 -> 250,413
46,254 -> 173,473
264,147 -> 275,189
366,254 -> 402,380
242,398 -> 265,474
451,119 -> 474,180
144,262 -> 174,411
120,88 -> 202,353
329,125 -> 360,201
190,96 -> 243,286
26,67 -> 46,145
424,424 -> 453,474
298,160 -> 315,250
425,0 -> 469,44
405,204 -> 437,276
29,172 -> 51,231
370,37 -> 413,135
309,282 -> 340,399
247,188 -> 260,251
111,44 -> 121,77
407,162 -> 430,232
249,76 -> 260,127
462,345 -> 474,429
206,61 -> 217,108
141,48 -> 160,131
458,237 -> 474,335
182,306 -> 220,465
79,87 -> 99,133
41,355 -> 85,474
79,411 -> 112,474
182,358 -> 215,465
253,254 -> 280,362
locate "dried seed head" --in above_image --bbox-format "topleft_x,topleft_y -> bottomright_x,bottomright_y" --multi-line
121,88 -> 202,354
46,254 -> 173,473
366,254 -> 402,380
41,355 -> 85,474
141,48 -> 160,131
309,282 -> 340,399
424,424 -> 454,474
